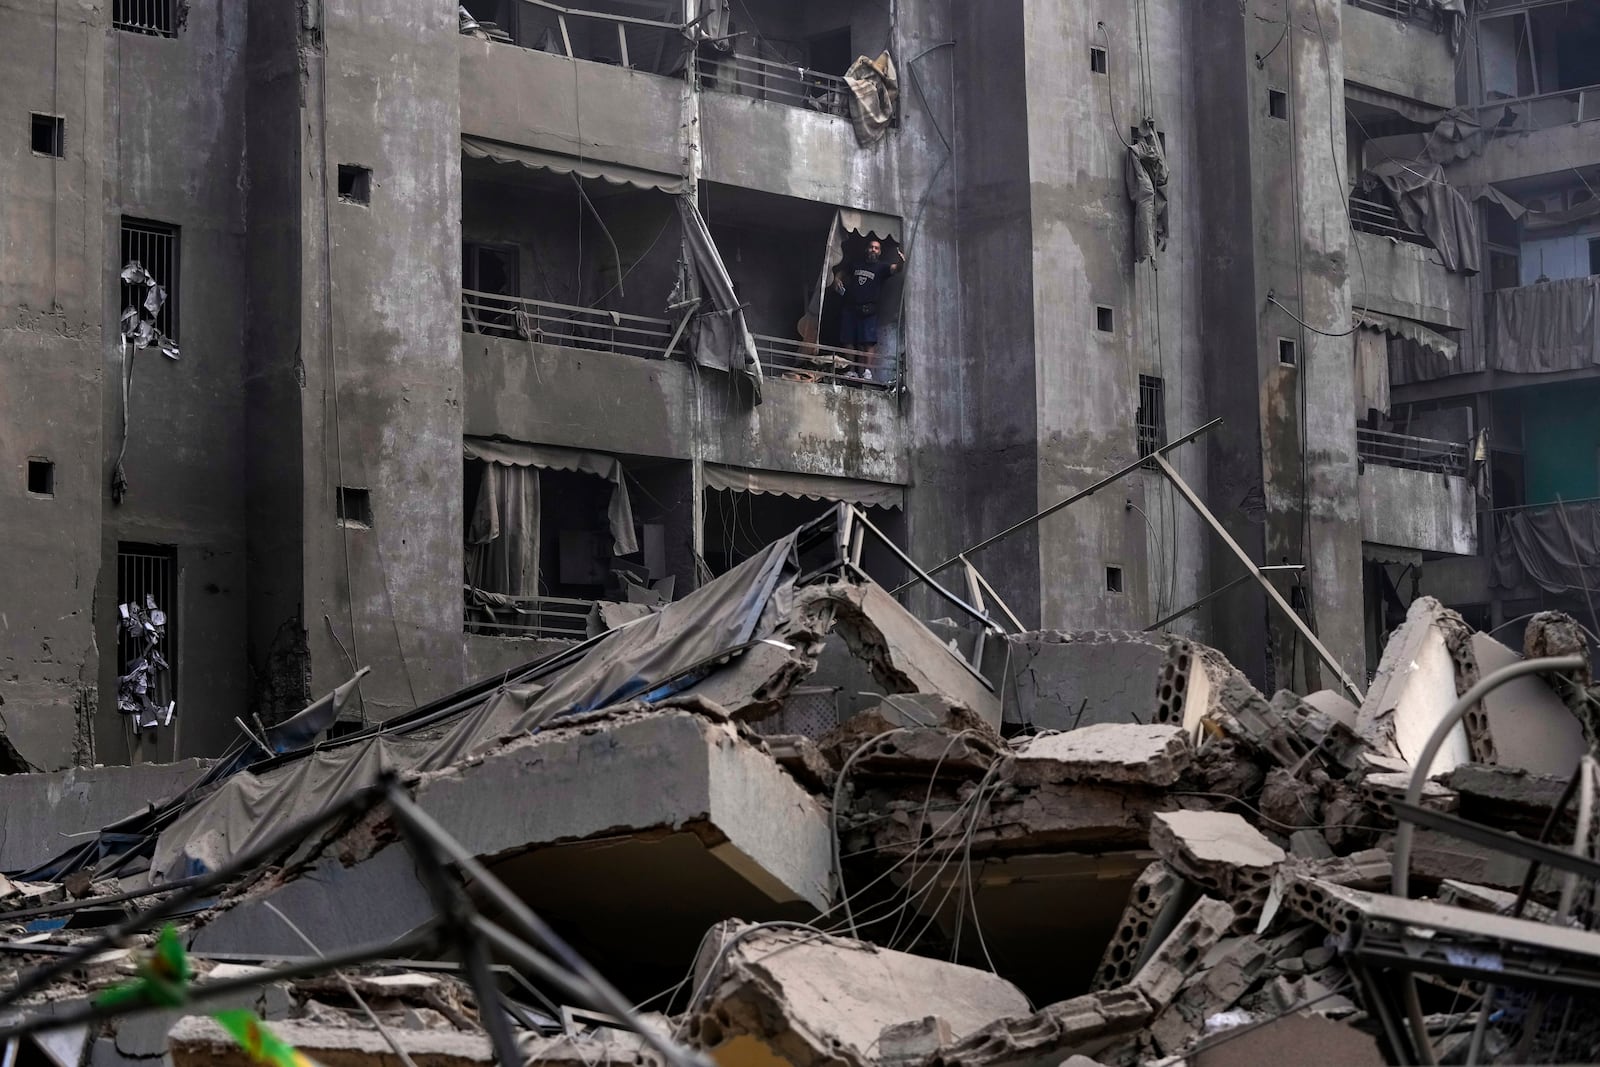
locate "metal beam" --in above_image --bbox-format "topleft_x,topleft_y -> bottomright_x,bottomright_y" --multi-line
1150,453 -> 1365,703
1142,565 -> 1303,632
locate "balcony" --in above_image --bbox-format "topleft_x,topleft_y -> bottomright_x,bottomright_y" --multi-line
1342,0 -> 1457,109
1358,429 -> 1478,555
1350,194 -> 1430,246
465,590 -> 593,639
696,53 -> 852,117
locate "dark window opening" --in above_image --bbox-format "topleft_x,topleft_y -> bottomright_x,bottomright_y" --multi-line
1095,305 -> 1115,333
462,241 -> 521,337
337,486 -> 373,528
120,218 -> 179,341
1105,566 -> 1124,593
27,458 -> 54,496
117,542 -> 177,712
1090,46 -> 1108,75
1590,238 -> 1600,276
1137,374 -> 1167,466
1488,248 -> 1521,290
1269,89 -> 1288,119
1278,337 -> 1298,366
337,165 -> 372,205
30,114 -> 63,158
113,0 -> 176,37
460,0 -> 517,41
805,27 -> 853,78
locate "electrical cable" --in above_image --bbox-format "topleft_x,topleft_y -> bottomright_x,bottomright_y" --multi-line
1267,292 -> 1358,337
1096,24 -> 1136,149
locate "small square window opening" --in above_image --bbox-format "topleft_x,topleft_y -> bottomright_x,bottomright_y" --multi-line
1278,338 -> 1298,366
338,165 -> 372,205
1095,305 -> 1115,333
1090,46 -> 1107,74
30,114 -> 63,158
1105,566 -> 1124,594
337,486 -> 373,528
1268,89 -> 1288,120
27,458 -> 54,496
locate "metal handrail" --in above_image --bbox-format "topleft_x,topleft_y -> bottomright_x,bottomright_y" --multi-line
697,53 -> 851,116
1491,495 -> 1600,514
752,332 -> 898,388
464,590 -> 593,639
1477,84 -> 1600,130
1349,194 -> 1430,245
462,290 -> 686,359
1356,427 -> 1468,476
1345,0 -> 1415,19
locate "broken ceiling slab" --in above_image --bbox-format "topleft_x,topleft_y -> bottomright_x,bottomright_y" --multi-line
1012,724 -> 1191,788
1355,596 -> 1482,773
688,922 -> 1030,1067
1000,630 -> 1169,731
1469,631 -> 1586,777
1439,761 -> 1573,837
1149,811 -> 1285,929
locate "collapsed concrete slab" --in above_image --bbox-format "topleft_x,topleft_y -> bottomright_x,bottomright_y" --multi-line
688,923 -> 1030,1067
0,759 -> 211,870
1092,861 -> 1187,992
1469,632 -> 1586,777
1001,630 -> 1170,731
1356,596 -> 1484,773
1011,724 -> 1190,788
1149,812 -> 1285,929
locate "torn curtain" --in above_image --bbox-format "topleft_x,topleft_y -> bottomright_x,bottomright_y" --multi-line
1489,276 -> 1600,374
1125,127 -> 1170,263
676,196 -> 764,401
1366,160 -> 1481,274
464,437 -> 639,556
1353,327 -> 1392,417
1493,500 -> 1600,595
844,52 -> 898,146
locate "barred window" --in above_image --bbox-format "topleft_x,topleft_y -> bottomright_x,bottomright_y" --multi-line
1137,374 -> 1167,466
121,218 -> 179,341
113,0 -> 177,37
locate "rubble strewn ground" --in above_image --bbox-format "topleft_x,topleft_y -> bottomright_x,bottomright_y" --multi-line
1,548 -> 1598,1065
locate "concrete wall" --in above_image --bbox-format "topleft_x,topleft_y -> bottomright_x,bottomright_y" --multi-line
1352,231 -> 1467,329
1442,121 -> 1600,187
1341,4 -> 1457,108
1359,464 -> 1477,556
0,759 -> 209,870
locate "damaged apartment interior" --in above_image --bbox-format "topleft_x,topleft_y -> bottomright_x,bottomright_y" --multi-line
7,0 -> 1600,1063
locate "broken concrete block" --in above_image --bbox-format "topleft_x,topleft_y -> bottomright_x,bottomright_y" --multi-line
1149,811 -> 1286,929
1288,830 -> 1333,860
1361,770 -> 1458,819
1148,936 -> 1271,1056
1356,597 -> 1481,773
1439,762 -> 1573,837
879,1016 -> 954,1066
929,987 -> 1154,1067
1001,630 -> 1170,731
758,733 -> 834,793
1470,632 -> 1586,778
1093,861 -> 1187,992
1127,896 -> 1235,1010
1188,1010 -> 1384,1067
1257,767 -> 1322,832
689,923 -> 1029,1067
1301,689 -> 1358,731
1012,724 -> 1190,788
1436,878 -> 1558,923
1268,691 -> 1366,772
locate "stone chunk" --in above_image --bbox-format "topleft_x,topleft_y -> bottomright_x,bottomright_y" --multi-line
1148,936 -> 1272,1056
1012,723 -> 1191,788
1127,896 -> 1236,1010
1151,811 -> 1286,930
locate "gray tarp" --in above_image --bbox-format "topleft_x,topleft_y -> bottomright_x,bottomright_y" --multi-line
1367,160 -> 1480,274
461,136 -> 687,195
1489,276 -> 1600,374
676,196 -> 763,401
1125,124 -> 1170,263
844,52 -> 898,147
464,437 -> 638,556
1492,500 -> 1600,595
148,533 -> 803,882
704,462 -> 905,510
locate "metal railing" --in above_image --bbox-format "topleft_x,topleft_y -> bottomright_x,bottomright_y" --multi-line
753,333 -> 898,388
696,53 -> 852,116
1345,0 -> 1415,19
464,590 -> 593,639
462,290 -> 686,359
1477,85 -> 1600,131
1350,195 -> 1430,245
1357,428 -> 1468,476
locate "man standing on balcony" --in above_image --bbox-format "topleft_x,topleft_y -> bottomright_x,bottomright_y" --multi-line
834,239 -> 905,382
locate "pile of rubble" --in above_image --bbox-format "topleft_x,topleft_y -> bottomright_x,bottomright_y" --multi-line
0,522 -> 1597,1066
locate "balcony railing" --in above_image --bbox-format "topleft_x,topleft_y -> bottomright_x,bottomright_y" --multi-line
1345,0 -> 1415,19
465,588 -> 592,639
696,53 -> 851,116
462,291 -> 685,360
1350,195 -> 1430,246
1477,86 -> 1600,132
1357,428 -> 1468,476
754,333 -> 898,388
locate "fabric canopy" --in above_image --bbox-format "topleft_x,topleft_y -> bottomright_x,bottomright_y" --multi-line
677,196 -> 763,400
464,437 -> 638,555
838,209 -> 901,242
1355,309 -> 1458,361
1493,500 -> 1600,595
704,462 -> 905,510
462,135 -> 687,195
1366,160 -> 1480,274
1488,277 -> 1600,375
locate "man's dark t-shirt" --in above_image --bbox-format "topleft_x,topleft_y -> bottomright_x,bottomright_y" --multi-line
842,259 -> 894,309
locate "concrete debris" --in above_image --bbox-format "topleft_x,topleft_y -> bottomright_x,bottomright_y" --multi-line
5,536 -> 1600,1066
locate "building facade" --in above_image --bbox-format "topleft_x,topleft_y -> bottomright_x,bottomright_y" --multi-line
3,0 -> 1535,769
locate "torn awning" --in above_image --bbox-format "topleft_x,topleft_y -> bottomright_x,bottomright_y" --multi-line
462,135 -> 687,195
677,196 -> 763,401
704,462 -> 904,510
1354,309 -> 1459,361
464,436 -> 639,555
837,210 -> 901,243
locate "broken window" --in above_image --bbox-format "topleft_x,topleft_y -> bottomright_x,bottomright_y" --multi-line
336,486 -> 372,528
113,0 -> 177,37
1137,375 -> 1167,466
116,543 -> 176,732
121,218 -> 179,341
462,241 -> 521,338
30,114 -> 63,158
1478,5 -> 1600,120
337,164 -> 372,205
488,0 -> 686,74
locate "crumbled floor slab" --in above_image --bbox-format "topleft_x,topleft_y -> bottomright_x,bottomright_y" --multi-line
1002,630 -> 1169,731
1149,812 -> 1285,929
1011,724 -> 1190,788
1469,632 -> 1586,777
688,923 -> 1030,1067
928,987 -> 1154,1067
1356,596 -> 1478,773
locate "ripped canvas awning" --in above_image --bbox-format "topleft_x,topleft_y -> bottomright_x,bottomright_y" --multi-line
1355,309 -> 1459,361
464,436 -> 638,555
704,462 -> 905,510
838,209 -> 901,242
462,135 -> 687,195
677,196 -> 763,401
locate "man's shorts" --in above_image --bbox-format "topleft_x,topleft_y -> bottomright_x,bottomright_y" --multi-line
839,303 -> 879,346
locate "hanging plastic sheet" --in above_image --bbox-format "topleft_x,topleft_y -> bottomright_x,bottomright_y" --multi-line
1493,500 -> 1600,594
466,460 -> 541,596
676,196 -> 764,401
1488,276 -> 1600,375
1366,160 -> 1481,274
